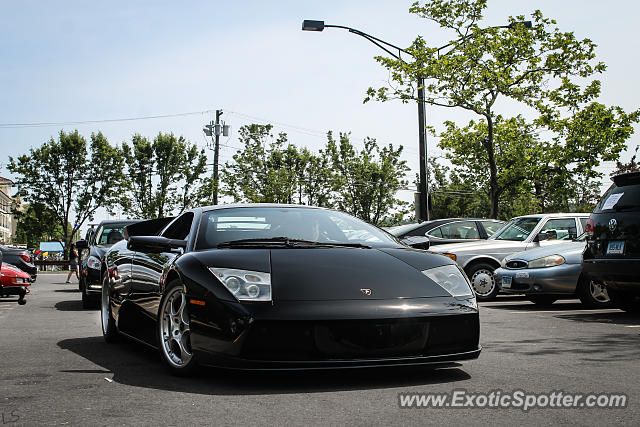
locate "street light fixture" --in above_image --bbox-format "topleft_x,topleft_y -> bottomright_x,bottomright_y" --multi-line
302,19 -> 531,221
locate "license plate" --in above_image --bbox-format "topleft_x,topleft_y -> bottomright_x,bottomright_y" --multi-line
501,276 -> 512,289
607,241 -> 625,255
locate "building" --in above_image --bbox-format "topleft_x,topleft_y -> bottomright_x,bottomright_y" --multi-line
0,177 -> 14,244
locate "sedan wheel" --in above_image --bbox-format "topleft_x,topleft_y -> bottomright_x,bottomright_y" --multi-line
158,282 -> 196,374
467,263 -> 499,301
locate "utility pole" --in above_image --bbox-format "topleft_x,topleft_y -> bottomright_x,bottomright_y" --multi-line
203,109 -> 230,206
417,76 -> 429,221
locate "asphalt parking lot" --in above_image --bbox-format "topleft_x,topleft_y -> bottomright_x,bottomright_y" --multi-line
1,274 -> 639,426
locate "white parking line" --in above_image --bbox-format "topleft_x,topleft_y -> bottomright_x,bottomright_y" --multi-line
625,325 -> 640,328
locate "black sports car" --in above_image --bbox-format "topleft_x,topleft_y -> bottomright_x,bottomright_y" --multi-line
101,204 -> 480,374
76,219 -> 141,308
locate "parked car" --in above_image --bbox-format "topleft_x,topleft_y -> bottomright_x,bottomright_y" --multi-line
386,218 -> 505,249
0,263 -> 31,305
494,234 -> 609,307
583,171 -> 640,312
429,213 -> 590,301
101,204 -> 480,375
75,219 -> 141,308
0,245 -> 37,282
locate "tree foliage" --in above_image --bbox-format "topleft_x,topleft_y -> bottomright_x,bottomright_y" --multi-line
8,130 -> 125,253
13,203 -> 64,248
221,125 -> 409,226
366,0 -> 640,218
121,132 -> 207,218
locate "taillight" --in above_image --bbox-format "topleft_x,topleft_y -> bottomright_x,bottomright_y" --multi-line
19,253 -> 30,263
585,218 -> 595,237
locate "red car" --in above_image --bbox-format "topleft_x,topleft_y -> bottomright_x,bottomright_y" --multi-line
0,263 -> 30,305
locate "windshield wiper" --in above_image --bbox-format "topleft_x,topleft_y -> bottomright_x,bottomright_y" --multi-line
216,237 -> 371,249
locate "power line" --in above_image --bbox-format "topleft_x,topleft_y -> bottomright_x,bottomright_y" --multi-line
0,110 -> 215,129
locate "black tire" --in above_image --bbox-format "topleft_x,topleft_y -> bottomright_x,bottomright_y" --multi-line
157,279 -> 197,376
607,287 -> 640,313
101,273 -> 119,343
527,295 -> 558,306
465,262 -> 499,301
81,283 -> 98,309
577,276 -> 611,308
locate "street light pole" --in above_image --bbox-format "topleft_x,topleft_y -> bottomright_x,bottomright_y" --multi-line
301,19 -> 531,222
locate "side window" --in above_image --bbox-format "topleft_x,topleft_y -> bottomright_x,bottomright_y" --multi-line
162,213 -> 194,240
427,227 -> 443,238
481,221 -> 504,237
429,221 -> 480,240
539,218 -> 578,240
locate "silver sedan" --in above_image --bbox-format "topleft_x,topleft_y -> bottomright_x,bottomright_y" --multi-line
494,238 -> 610,307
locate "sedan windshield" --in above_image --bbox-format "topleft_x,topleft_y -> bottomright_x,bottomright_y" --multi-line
93,223 -> 130,246
196,207 -> 401,250
491,217 -> 541,242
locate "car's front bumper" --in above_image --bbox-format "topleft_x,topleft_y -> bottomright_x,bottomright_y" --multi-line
82,267 -> 102,294
494,264 -> 581,294
188,296 -> 481,370
582,259 -> 640,294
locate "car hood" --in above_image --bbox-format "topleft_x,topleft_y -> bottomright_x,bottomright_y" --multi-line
91,245 -> 110,258
193,247 -> 456,301
429,239 -> 520,254
505,241 -> 586,264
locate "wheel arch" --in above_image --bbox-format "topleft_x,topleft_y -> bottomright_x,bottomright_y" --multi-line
462,256 -> 501,272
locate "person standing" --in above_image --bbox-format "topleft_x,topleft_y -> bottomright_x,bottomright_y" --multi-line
65,243 -> 79,283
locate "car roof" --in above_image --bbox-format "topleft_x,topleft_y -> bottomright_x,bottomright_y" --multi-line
511,213 -> 589,219
200,203 -> 330,213
97,219 -> 142,226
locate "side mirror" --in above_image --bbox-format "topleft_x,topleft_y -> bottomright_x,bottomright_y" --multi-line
536,230 -> 557,242
401,235 -> 430,250
127,236 -> 187,253
75,240 -> 89,250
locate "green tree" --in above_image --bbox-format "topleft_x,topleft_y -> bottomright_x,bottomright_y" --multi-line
222,124 -> 334,206
13,203 -> 64,248
122,132 -> 207,218
366,0 -> 640,218
327,132 -> 409,226
9,130 -> 125,254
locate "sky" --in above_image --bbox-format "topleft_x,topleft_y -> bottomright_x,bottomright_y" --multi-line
1,0 -> 639,233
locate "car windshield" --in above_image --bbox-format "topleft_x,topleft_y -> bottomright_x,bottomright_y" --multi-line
196,207 -> 401,250
491,217 -> 541,242
93,223 -> 130,246
386,222 -> 426,236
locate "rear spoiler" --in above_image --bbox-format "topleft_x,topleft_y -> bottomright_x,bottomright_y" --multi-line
612,171 -> 640,187
124,217 -> 176,239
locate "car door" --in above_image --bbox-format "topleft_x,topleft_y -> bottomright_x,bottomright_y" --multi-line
527,218 -> 579,250
130,212 -> 194,317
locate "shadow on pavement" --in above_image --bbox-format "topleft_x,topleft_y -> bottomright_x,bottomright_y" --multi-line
482,301 -> 585,311
54,300 -> 94,312
54,289 -> 80,293
57,336 -> 471,395
556,311 -> 640,326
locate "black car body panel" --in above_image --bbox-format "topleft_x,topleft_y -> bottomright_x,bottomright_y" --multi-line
0,245 -> 36,281
79,220 -> 141,300
103,204 -> 481,370
583,172 -> 640,295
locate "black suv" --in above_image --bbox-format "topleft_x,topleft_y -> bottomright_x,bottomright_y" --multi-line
583,172 -> 640,311
76,219 -> 140,308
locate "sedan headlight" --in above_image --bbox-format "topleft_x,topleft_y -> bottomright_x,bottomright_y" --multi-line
422,264 -> 473,297
209,268 -> 271,302
87,255 -> 101,270
527,255 -> 565,269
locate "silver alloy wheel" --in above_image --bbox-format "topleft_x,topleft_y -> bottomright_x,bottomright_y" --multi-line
471,269 -> 496,297
160,287 -> 192,367
101,275 -> 109,335
589,281 -> 610,303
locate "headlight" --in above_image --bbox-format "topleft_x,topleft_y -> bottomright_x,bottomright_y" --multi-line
209,268 -> 271,302
87,255 -> 101,270
422,264 -> 473,297
527,255 -> 565,268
